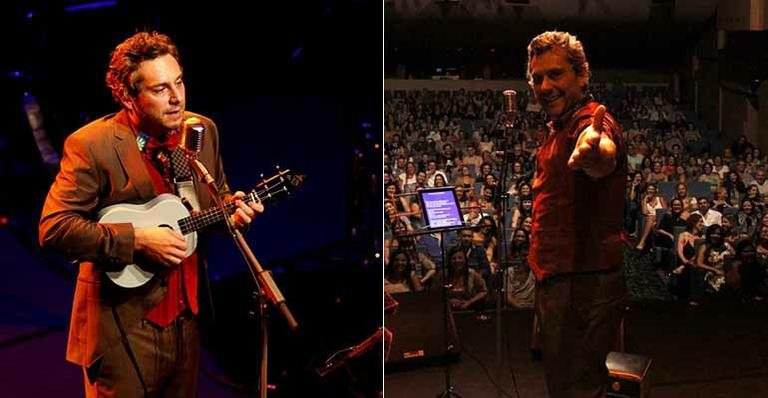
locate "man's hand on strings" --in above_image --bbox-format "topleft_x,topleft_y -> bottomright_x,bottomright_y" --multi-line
230,191 -> 265,229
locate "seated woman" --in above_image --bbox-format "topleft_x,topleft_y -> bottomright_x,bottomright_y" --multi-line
384,249 -> 424,294
721,214 -> 740,246
625,171 -> 644,237
505,228 -> 535,309
445,247 -> 488,311
655,198 -> 688,270
508,228 -> 530,263
386,182 -> 410,214
476,216 -> 498,273
697,162 -> 720,192
673,182 -> 697,213
671,213 -> 704,299
478,133 -> 495,153
711,187 -> 731,213
737,198 -> 761,240
691,224 -> 735,305
723,171 -> 746,207
387,221 -> 437,287
384,213 -> 411,258
636,183 -> 667,251
407,200 -> 425,230
506,161 -> 528,197
511,197 -> 533,231
521,216 -> 533,234
745,184 -> 764,214
398,161 -> 418,193
477,186 -> 496,214
516,181 -> 533,204
673,165 -> 688,184
433,173 -> 448,188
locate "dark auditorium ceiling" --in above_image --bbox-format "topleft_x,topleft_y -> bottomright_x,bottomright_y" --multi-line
386,0 -> 722,74
385,0 -> 717,22
386,0 -> 718,47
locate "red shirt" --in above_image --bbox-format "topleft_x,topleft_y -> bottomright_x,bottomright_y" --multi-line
528,101 -> 627,281
140,136 -> 199,328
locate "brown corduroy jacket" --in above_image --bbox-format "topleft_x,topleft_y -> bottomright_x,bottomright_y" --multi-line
39,110 -> 230,367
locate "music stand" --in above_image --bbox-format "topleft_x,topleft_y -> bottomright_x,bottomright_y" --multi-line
416,186 -> 467,398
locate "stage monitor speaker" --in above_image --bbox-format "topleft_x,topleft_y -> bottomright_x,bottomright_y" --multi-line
384,290 -> 460,372
605,351 -> 652,398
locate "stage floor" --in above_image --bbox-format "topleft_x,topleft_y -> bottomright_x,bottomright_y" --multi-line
385,299 -> 768,398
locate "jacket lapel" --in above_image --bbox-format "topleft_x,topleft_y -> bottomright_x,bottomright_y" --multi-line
112,112 -> 156,201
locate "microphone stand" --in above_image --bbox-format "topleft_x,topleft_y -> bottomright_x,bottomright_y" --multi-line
493,91 -> 517,398
437,228 -> 461,398
189,158 -> 298,398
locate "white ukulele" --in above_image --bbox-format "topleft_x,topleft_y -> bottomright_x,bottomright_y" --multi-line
98,169 -> 303,288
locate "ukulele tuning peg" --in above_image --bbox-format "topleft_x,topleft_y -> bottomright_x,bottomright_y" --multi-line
275,165 -> 281,170
260,173 -> 265,179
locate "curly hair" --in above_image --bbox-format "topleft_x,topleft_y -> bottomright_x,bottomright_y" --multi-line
685,212 -> 703,232
526,31 -> 590,88
385,248 -> 413,282
105,31 -> 181,104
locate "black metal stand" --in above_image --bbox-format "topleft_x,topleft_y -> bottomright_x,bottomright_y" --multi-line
259,293 -> 269,398
492,91 -> 518,397
437,229 -> 462,398
189,158 -> 298,398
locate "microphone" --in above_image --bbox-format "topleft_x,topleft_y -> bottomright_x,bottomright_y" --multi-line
179,117 -> 216,189
180,117 -> 205,156
503,89 -> 517,129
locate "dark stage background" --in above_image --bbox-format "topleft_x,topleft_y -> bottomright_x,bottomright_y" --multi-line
0,1 -> 382,397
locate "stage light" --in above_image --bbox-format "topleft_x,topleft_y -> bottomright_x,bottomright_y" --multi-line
291,46 -> 303,60
64,1 -> 117,13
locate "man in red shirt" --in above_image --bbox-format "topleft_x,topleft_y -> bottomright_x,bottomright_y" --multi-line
526,31 -> 627,397
39,31 -> 263,397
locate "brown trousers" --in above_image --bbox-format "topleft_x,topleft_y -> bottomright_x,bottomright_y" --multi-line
83,314 -> 200,398
535,269 -> 626,398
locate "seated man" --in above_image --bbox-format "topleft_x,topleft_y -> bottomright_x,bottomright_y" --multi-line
691,197 -> 722,228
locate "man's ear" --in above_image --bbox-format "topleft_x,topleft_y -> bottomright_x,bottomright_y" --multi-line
528,82 -> 537,102
119,90 -> 135,111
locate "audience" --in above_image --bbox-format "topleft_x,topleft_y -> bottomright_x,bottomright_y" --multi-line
385,84 -> 767,310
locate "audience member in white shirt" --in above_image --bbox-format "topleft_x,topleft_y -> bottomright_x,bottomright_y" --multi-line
691,197 -> 722,227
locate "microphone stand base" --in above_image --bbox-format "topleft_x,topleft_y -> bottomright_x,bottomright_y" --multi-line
436,388 -> 463,398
